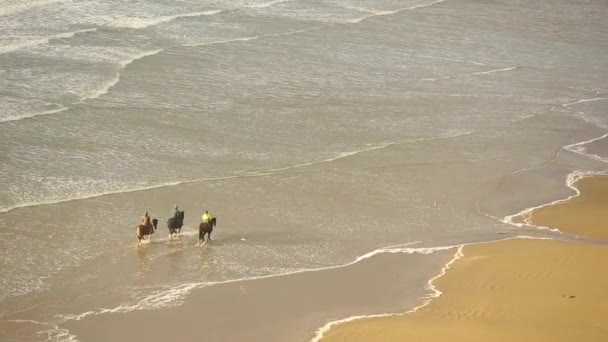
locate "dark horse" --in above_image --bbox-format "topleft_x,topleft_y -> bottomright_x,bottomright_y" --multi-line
167,210 -> 185,240
198,217 -> 217,245
136,219 -> 158,246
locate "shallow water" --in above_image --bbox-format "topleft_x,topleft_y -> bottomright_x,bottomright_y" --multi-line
1,0 -> 607,340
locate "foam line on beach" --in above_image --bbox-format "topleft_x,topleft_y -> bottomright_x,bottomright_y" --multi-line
54,235 -> 550,338
502,170 -> 608,231
60,241 -> 504,323
563,132 -> 608,163
309,245 -> 463,342
308,233 -> 564,342
0,131 -> 471,214
56,241 -> 425,322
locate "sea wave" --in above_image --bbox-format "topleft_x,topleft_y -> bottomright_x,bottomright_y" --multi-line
344,0 -> 445,24
0,0 -> 67,16
0,28 -> 97,55
0,132 -> 471,214
0,104 -> 69,123
105,10 -> 222,30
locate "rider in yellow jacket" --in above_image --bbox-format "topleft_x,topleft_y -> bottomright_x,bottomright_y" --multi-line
201,210 -> 211,223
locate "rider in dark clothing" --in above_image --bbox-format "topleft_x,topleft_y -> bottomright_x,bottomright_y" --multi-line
170,205 -> 179,220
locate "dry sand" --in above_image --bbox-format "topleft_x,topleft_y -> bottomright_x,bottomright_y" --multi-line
322,239 -> 608,342
527,175 -> 608,240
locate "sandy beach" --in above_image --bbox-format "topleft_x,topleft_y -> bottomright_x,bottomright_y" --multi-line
321,175 -> 608,341
527,175 -> 608,240
322,239 -> 608,342
2,1 -> 608,341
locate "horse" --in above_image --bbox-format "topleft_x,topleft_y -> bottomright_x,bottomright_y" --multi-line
136,219 -> 158,246
167,210 -> 185,240
198,217 -> 217,245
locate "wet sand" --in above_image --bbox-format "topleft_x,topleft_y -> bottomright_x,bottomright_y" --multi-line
321,175 -> 608,341
59,250 -> 452,342
322,239 -> 608,342
528,175 -> 608,239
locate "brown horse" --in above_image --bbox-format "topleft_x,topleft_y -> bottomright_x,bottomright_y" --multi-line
167,211 -> 185,240
198,217 -> 217,245
136,218 -> 158,246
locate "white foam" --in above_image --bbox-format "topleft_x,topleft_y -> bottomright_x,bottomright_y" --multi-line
0,131 -> 471,213
105,10 -> 222,29
53,236 -> 548,338
0,0 -> 67,16
561,97 -> 608,129
563,132 -> 608,163
0,28 -> 97,55
0,105 -> 69,123
502,170 -> 608,232
245,0 -> 292,9
310,245 -> 464,342
563,97 -> 608,107
85,48 -> 164,100
183,27 -> 315,48
346,0 -> 445,24
0,179 -> 182,213
418,54 -> 487,66
469,66 -> 517,76
5,319 -> 77,342
422,66 -> 517,81
308,233 -> 567,341
58,242 -> 437,322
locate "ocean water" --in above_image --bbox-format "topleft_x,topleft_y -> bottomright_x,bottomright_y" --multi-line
1,0 -> 607,340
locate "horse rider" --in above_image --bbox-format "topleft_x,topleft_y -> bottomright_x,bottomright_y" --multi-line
141,211 -> 152,231
201,210 -> 212,224
170,205 -> 180,220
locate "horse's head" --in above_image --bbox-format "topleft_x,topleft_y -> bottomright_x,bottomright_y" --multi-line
152,218 -> 158,229
211,217 -> 217,227
179,211 -> 185,220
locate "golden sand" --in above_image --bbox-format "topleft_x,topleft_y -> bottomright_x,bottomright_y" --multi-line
527,175 -> 608,239
322,239 -> 608,342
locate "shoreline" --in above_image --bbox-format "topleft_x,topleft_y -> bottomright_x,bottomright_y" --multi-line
319,173 -> 608,341
56,246 -> 454,342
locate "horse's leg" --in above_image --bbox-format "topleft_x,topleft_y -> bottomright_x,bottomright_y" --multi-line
208,230 -> 212,241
